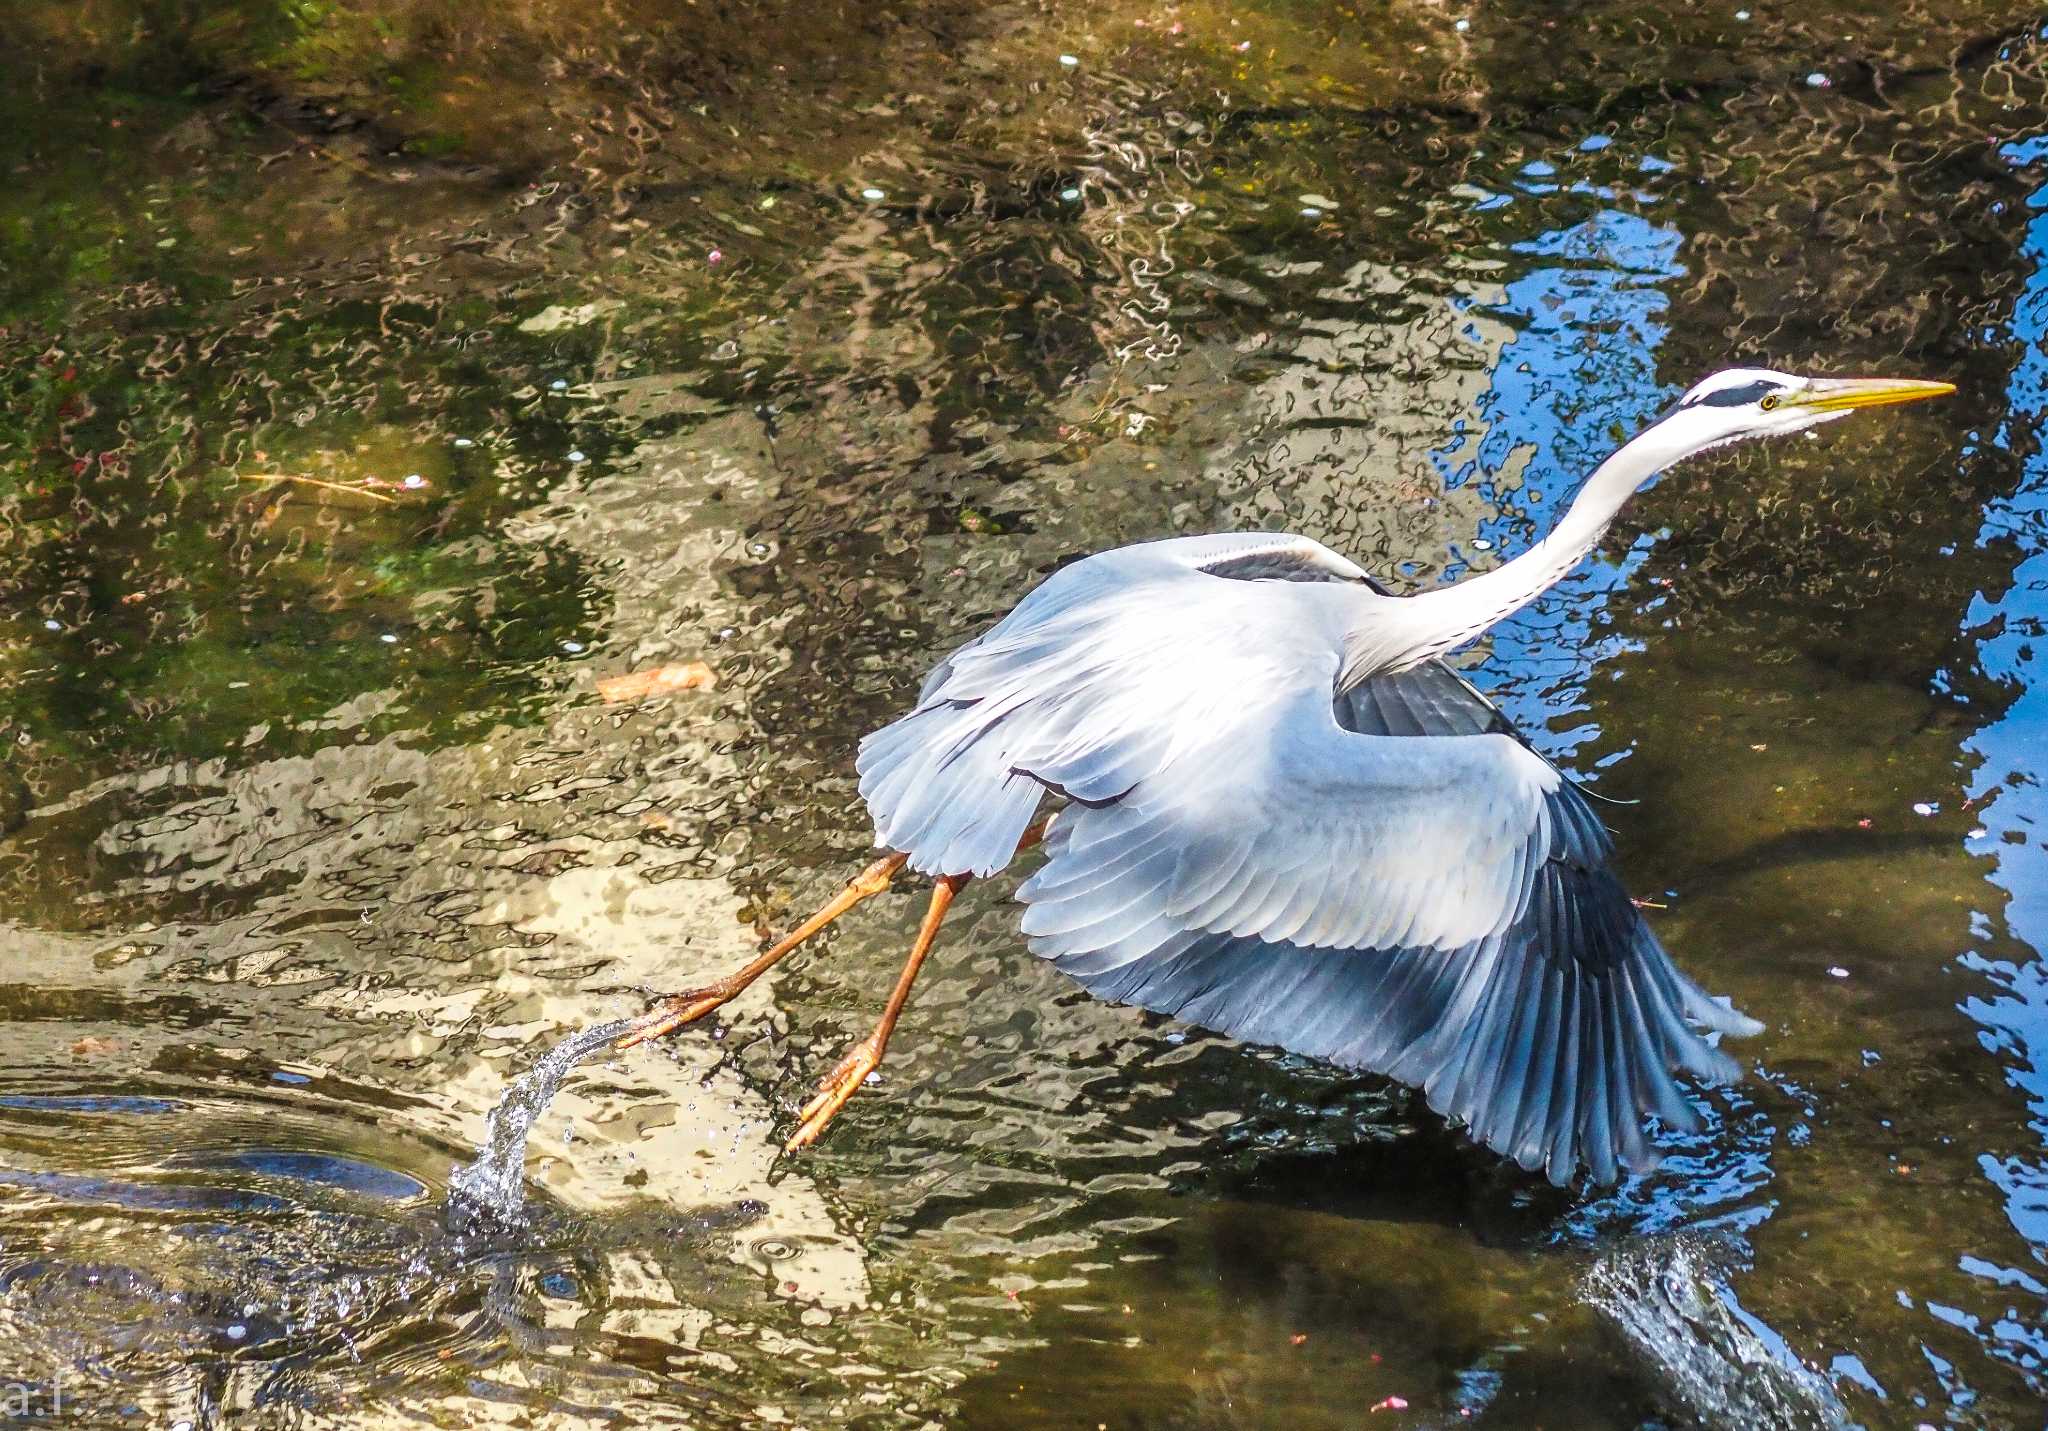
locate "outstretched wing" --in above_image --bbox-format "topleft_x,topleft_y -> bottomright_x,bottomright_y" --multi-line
1017,684 -> 1761,1186
857,529 -> 1760,1183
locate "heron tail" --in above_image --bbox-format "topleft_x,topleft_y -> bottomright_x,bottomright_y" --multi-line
857,700 -> 1046,878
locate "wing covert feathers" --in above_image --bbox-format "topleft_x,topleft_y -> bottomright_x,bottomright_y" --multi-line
856,535 -> 1763,1184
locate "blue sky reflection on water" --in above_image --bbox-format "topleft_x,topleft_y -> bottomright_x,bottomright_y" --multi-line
1449,138 -> 2048,1416
1958,139 -> 2048,1380
1436,181 -> 1789,1238
1439,196 -> 1684,775
1423,145 -> 2048,1411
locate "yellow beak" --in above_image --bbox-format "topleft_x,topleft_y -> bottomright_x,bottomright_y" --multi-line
1787,376 -> 1957,413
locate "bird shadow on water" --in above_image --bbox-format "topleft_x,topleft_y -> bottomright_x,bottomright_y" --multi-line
0,986 -> 1833,1429
419,949 -> 1817,1430
1107,1027 -> 1775,1236
1097,1031 -> 1832,1426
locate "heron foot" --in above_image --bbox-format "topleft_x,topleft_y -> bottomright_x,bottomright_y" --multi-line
782,870 -> 970,1150
784,1035 -> 883,1150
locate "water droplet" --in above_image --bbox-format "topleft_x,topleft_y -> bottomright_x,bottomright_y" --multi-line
550,378 -> 568,391
379,633 -> 398,644
453,437 -> 474,448
402,474 -> 426,489
1827,966 -> 1851,978
226,1324 -> 248,1341
1912,801 -> 1939,816
1060,187 -> 1082,201
562,640 -> 585,653
42,619 -> 60,631
1734,8 -> 1750,17
567,450 -> 587,463
1805,72 -> 1830,88
1470,538 -> 1494,551
1058,53 -> 1079,67
860,186 -> 886,201
1301,206 -> 1322,218
1454,17 -> 1470,31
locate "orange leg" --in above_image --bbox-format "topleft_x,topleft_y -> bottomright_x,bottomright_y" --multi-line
616,850 -> 908,1049
617,813 -> 1054,1056
784,871 -> 967,1151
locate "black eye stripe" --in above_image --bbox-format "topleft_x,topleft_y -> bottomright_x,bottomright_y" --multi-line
1653,378 -> 1787,423
1689,379 -> 1781,409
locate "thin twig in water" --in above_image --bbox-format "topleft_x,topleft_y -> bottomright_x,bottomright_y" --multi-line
236,473 -> 397,505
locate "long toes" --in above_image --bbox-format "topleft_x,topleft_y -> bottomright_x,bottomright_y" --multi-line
786,1050 -> 878,1147
796,1066 -> 860,1123
785,1089 -> 851,1150
784,1103 -> 839,1151
615,992 -> 723,1049
616,1016 -> 675,1051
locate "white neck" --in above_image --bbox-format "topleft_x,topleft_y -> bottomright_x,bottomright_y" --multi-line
1341,436 -> 1664,683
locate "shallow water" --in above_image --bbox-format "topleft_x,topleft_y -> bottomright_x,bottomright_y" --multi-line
2,1 -> 2047,1425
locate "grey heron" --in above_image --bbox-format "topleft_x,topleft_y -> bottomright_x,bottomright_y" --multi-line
621,368 -> 1953,1185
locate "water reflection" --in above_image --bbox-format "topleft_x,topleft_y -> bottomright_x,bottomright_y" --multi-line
1957,133 -> 2048,1390
1453,203 -> 1684,770
1,1 -> 2048,1427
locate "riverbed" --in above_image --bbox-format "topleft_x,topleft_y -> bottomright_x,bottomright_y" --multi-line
2,2 -> 2046,1425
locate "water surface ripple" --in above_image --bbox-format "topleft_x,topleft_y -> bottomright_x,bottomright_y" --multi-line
1,2 -> 2046,1425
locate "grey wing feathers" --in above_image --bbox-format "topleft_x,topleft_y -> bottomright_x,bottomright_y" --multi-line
857,531 -> 1763,1185
1026,772 -> 1760,1186
867,531 -> 1409,873
859,536 -> 1327,877
1012,664 -> 1761,1186
1336,661 -> 1512,740
1186,532 -> 1375,584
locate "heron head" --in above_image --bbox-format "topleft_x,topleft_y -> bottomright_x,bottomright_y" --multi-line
1646,367 -> 1954,463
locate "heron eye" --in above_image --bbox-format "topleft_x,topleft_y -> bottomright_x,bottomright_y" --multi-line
1759,394 -> 1781,411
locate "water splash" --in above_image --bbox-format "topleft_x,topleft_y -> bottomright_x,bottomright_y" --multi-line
448,1018 -> 638,1226
1583,1235 -> 1850,1430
